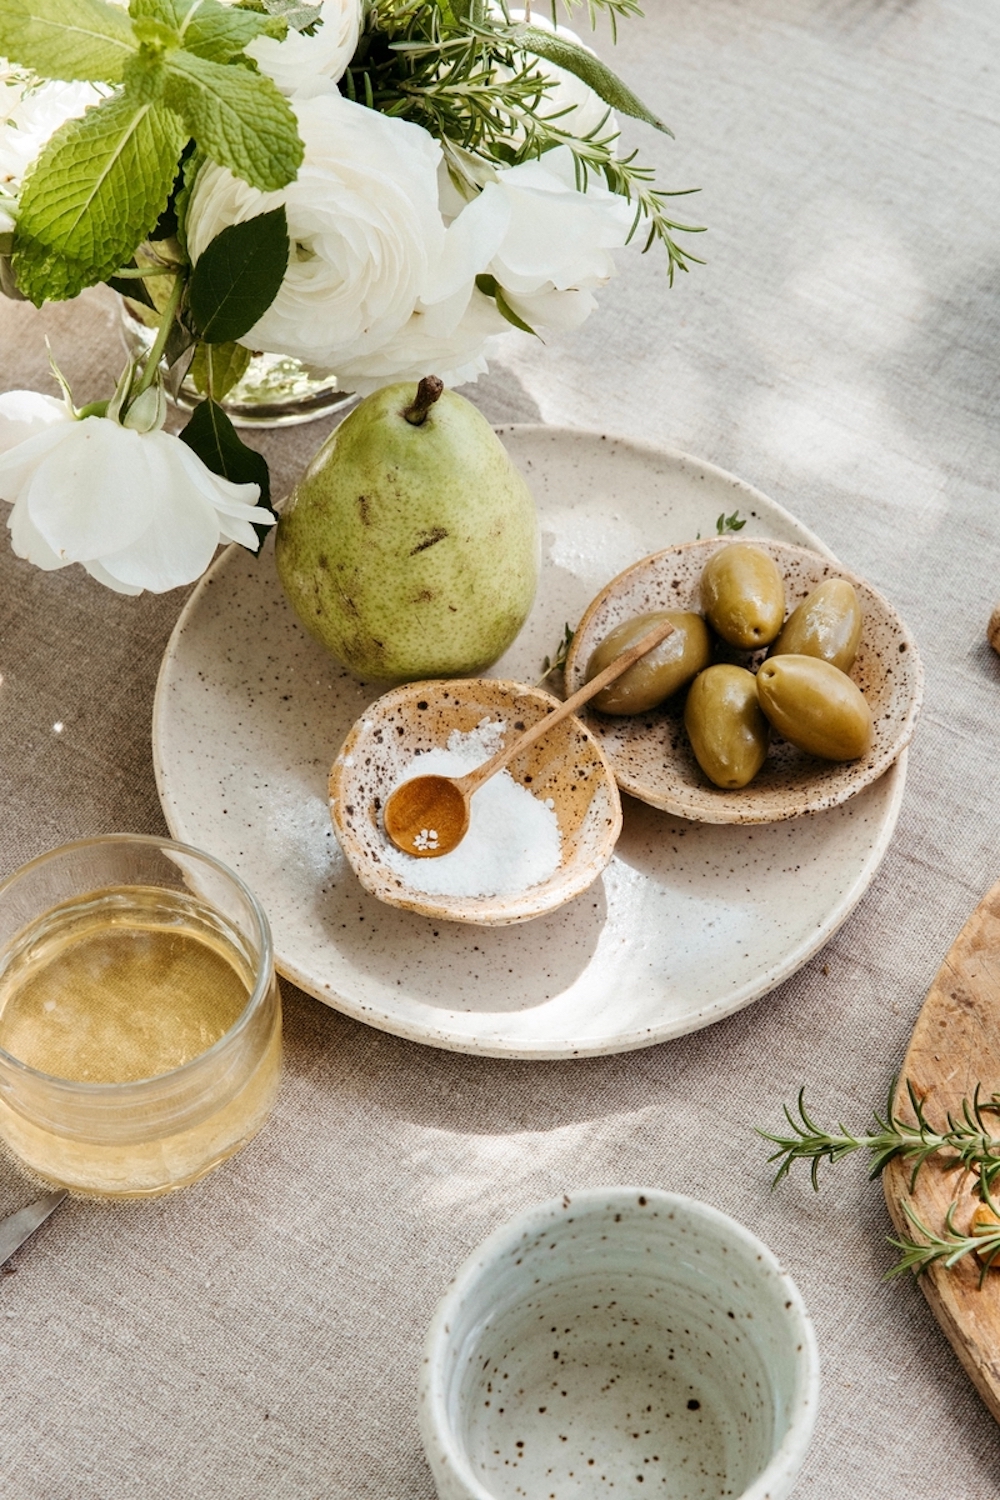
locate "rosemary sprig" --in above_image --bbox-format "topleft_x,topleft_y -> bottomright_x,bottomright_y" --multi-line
886,1196 -> 1000,1285
761,1082 -> 1000,1280
346,0 -> 703,278
759,1081 -> 1000,1193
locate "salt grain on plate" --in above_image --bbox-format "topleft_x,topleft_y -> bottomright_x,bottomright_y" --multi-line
381,719 -> 562,899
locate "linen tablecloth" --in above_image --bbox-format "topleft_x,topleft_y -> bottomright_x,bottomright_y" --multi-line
2,1 -> 1000,1494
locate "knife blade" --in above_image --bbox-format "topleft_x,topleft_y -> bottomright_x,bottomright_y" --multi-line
0,1189 -> 67,1268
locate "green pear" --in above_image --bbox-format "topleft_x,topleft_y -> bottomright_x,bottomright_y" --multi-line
275,377 -> 539,681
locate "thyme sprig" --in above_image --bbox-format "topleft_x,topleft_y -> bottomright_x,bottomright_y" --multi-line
761,1082 -> 1000,1279
537,621 -> 575,684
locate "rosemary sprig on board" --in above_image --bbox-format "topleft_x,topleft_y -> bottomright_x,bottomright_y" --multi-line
760,1082 -> 1000,1277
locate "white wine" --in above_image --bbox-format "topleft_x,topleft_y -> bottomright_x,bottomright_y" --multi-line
0,887 -> 251,1082
0,884 -> 282,1196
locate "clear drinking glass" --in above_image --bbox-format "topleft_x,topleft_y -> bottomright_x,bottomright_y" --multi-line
0,836 -> 282,1197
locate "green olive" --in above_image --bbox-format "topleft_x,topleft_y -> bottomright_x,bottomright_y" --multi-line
700,544 -> 785,649
586,610 -> 713,714
756,655 -> 872,761
771,579 -> 862,673
684,665 -> 770,788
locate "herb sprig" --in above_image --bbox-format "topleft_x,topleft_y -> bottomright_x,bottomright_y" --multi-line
538,621 -> 575,684
760,1082 -> 1000,1278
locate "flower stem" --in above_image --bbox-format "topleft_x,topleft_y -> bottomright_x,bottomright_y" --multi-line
133,271 -> 186,400
76,400 -> 109,420
112,265 -> 180,279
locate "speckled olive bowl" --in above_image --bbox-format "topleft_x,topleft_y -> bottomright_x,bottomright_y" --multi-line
328,679 -> 622,927
419,1188 -> 819,1500
562,537 -> 923,824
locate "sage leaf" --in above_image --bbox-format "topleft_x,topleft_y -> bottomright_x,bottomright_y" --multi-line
13,92 -> 186,303
179,398 -> 275,548
189,340 -> 252,401
188,206 -> 288,344
162,49 -> 303,191
513,24 -> 671,135
0,0 -> 136,84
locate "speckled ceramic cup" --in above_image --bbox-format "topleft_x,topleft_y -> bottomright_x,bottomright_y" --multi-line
419,1189 -> 819,1500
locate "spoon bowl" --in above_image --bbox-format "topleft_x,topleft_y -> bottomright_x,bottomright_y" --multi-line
383,774 -> 470,857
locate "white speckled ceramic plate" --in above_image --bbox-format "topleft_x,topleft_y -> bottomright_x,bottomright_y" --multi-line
153,427 -> 906,1058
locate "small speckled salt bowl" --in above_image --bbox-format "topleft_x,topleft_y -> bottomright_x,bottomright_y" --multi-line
563,537 -> 923,824
328,679 -> 623,927
419,1189 -> 819,1500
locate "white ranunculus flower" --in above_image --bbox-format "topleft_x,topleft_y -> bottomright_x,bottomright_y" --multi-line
450,146 -> 633,335
1,70 -> 103,209
245,0 -> 362,96
0,392 -> 275,594
334,287 -> 509,396
186,92 -> 464,374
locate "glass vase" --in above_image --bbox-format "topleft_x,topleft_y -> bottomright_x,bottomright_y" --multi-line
119,299 -> 355,431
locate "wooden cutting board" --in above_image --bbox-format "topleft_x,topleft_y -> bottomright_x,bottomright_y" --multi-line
883,880 -> 1000,1420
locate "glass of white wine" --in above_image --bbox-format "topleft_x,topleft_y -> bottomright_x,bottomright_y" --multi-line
0,835 -> 282,1197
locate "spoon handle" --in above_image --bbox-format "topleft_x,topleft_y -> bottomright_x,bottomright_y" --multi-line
455,616 -> 677,797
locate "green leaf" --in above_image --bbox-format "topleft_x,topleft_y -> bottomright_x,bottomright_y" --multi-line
12,92 -> 186,303
132,0 -> 286,61
512,24 -> 671,134
162,48 -> 303,190
188,206 -> 288,343
189,339 -> 251,400
254,0 -> 321,35
179,398 -> 274,548
475,273 -> 538,337
0,0 -> 136,83
107,263 -> 157,309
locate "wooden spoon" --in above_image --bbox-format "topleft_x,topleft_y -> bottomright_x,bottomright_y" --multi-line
383,616 -> 676,857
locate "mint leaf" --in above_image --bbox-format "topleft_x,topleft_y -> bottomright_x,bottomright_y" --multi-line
513,24 -> 671,135
255,0 -> 321,33
162,49 -> 302,190
179,398 -> 274,548
189,339 -> 251,400
188,206 -> 288,343
0,0 -> 136,84
13,92 -> 185,303
132,0 -> 285,61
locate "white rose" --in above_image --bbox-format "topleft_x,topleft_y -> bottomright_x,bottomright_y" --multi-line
245,0 -> 362,96
1,72 -> 103,206
0,392 -> 274,594
450,146 -> 633,335
186,93 -> 461,374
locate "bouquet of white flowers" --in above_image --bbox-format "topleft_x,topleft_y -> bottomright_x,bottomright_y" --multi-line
0,0 -> 699,593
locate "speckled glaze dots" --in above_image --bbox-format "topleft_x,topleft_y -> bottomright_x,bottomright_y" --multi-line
419,1189 -> 818,1500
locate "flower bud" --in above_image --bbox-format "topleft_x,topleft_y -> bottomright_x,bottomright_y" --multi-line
122,383 -> 167,434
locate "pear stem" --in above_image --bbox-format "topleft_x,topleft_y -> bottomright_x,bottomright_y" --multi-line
403,375 -> 444,426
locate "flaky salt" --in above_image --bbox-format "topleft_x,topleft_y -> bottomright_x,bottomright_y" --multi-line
381,718 -> 562,898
